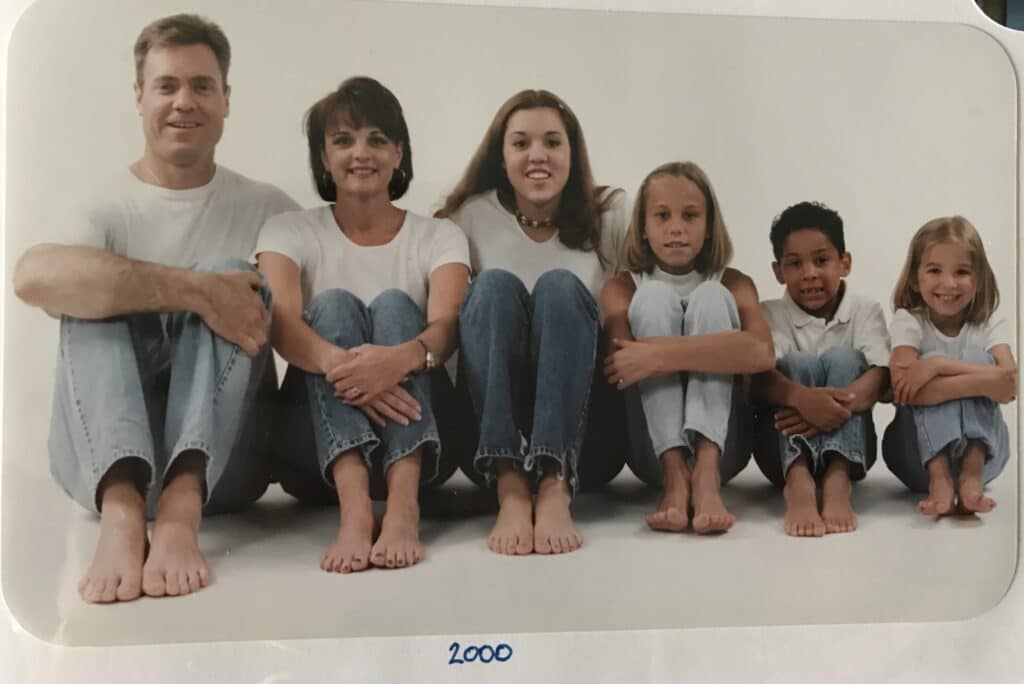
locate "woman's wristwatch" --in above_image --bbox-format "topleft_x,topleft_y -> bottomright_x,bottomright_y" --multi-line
415,337 -> 435,372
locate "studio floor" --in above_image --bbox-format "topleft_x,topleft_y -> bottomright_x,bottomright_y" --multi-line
2,451 -> 1016,647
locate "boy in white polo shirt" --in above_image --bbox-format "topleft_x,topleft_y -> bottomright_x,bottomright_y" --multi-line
751,202 -> 890,537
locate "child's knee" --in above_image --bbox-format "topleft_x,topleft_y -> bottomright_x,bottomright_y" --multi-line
627,281 -> 681,333
683,281 -> 738,333
778,351 -> 821,384
960,346 -> 995,366
820,347 -> 868,384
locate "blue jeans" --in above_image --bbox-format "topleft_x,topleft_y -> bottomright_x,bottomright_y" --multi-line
752,348 -> 877,486
457,268 -> 625,493
882,347 -> 1009,492
272,289 -> 457,502
624,279 -> 751,484
47,257 -> 276,517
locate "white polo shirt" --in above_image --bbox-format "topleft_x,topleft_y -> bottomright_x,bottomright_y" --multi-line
760,285 -> 890,367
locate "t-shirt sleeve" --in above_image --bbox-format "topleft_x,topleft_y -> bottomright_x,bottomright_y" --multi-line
70,194 -> 118,252
427,218 -> 471,275
982,316 -> 1012,352
252,211 -> 306,270
889,308 -> 923,350
854,299 -> 891,367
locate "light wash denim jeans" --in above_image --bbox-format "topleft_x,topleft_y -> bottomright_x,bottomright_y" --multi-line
48,257 -> 276,518
457,268 -> 625,493
882,347 -> 1009,492
623,279 -> 752,485
752,348 -> 877,485
272,289 -> 457,502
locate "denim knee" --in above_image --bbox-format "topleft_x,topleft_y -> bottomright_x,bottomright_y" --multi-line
532,269 -> 597,320
960,346 -> 995,365
628,281 -> 681,335
461,269 -> 529,319
819,347 -> 868,386
369,289 -> 425,344
778,351 -> 822,384
683,280 -> 739,333
191,256 -> 255,274
304,289 -> 369,342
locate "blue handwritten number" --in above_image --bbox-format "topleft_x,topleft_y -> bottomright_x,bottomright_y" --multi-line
449,641 -> 513,665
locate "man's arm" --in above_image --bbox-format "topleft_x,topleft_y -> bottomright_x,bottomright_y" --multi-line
14,243 -> 269,357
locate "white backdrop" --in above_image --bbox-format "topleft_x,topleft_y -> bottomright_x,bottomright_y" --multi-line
1,0 -> 1020,681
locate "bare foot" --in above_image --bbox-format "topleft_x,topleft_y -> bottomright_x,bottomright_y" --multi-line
646,448 -> 690,532
370,451 -> 424,569
820,456 -> 857,534
918,454 -> 955,517
79,477 -> 148,604
782,457 -> 825,537
488,461 -> 534,555
534,472 -> 581,554
371,500 -> 423,569
142,459 -> 210,598
956,442 -> 996,514
321,496 -> 375,573
690,440 -> 734,534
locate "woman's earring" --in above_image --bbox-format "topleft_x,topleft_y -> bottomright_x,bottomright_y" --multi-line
392,167 -> 408,185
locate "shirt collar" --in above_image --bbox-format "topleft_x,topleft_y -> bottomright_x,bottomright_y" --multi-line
783,282 -> 852,328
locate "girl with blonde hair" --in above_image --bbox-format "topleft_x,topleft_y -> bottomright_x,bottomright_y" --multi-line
883,216 -> 1015,515
601,161 -> 775,534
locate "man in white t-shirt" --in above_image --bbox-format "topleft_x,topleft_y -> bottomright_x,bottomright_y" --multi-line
12,14 -> 297,604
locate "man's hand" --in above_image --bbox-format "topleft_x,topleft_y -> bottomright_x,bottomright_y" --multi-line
192,270 -> 269,357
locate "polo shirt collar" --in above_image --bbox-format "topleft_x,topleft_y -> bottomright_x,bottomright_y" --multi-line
783,282 -> 852,328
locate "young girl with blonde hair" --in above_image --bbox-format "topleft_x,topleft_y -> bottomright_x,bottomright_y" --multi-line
601,161 -> 775,534
883,216 -> 1016,515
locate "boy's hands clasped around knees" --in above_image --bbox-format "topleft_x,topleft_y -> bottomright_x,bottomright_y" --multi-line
776,386 -> 855,437
191,270 -> 269,357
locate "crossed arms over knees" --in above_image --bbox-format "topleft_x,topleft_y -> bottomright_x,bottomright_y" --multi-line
13,243 -> 269,357
889,344 -> 1017,407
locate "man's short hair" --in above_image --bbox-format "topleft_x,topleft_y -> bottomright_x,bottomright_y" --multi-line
133,14 -> 231,87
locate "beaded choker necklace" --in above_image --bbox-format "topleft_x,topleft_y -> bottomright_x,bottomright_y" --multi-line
514,210 -> 555,230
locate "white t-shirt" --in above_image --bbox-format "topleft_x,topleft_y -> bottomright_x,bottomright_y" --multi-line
449,188 -> 629,298
629,266 -> 723,296
889,308 -> 1011,357
254,206 -> 470,311
76,165 -> 298,266
760,286 -> 890,367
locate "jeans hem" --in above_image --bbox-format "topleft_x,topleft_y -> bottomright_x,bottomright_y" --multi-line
382,432 -> 441,483
320,432 -> 380,487
166,440 -> 213,503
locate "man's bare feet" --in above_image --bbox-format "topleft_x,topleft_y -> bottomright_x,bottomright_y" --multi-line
323,452 -> 376,573
918,453 -> 956,517
534,470 -> 581,554
370,452 -> 424,569
142,453 -> 210,597
79,469 -> 148,604
956,442 -> 996,514
646,448 -> 690,532
782,455 -> 825,537
689,439 -> 734,534
488,460 -> 534,555
820,456 -> 857,534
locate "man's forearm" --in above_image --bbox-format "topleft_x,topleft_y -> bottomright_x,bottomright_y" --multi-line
14,243 -> 205,318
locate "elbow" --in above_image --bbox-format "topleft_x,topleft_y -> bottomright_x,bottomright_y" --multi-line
13,249 -> 47,305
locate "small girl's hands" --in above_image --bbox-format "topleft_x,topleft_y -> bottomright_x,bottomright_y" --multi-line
604,338 -> 661,389
892,357 -> 941,404
986,366 -> 1018,404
